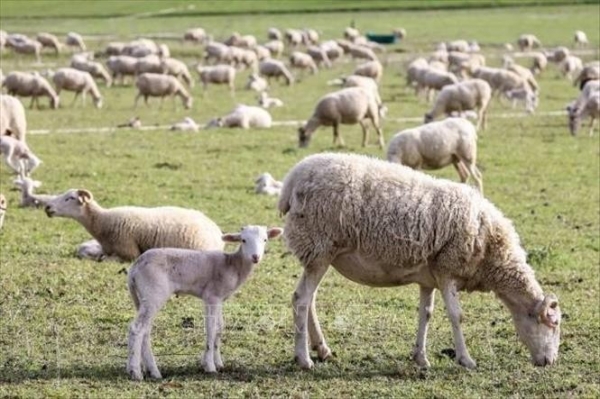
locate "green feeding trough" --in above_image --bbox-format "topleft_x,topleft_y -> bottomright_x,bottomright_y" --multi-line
366,33 -> 398,44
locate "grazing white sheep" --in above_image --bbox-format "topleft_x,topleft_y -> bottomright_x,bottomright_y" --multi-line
545,46 -> 570,64
290,51 -> 318,74
258,91 -> 283,108
254,45 -> 271,61
246,73 -> 269,92
284,29 -> 304,47
344,27 -> 360,41
446,40 -> 470,53
76,239 -> 104,261
560,55 -> 583,81
126,225 -> 283,380
567,80 -> 600,136
328,75 -> 385,112
347,44 -> 378,61
302,29 -> 319,45
106,55 -> 139,85
424,79 -> 492,131
517,34 -> 541,51
160,58 -> 194,88
66,32 -> 86,52
44,189 -> 224,262
184,27 -> 208,44
320,40 -> 344,63
0,135 -> 42,175
259,59 -> 294,86
36,32 -> 62,54
0,193 -> 6,230
406,57 -> 430,90
70,57 -> 112,87
206,104 -> 272,129
267,27 -> 282,41
6,37 -> 42,62
170,117 -> 200,132
353,60 -> 383,83
134,73 -> 192,109
263,40 -> 284,58
0,94 -> 27,141
393,28 -> 407,40
387,118 -> 482,193
52,68 -> 103,108
122,39 -> 160,58
13,175 -> 54,208
196,64 -> 236,94
414,67 -> 459,101
573,61 -> 599,90
306,45 -> 331,68
529,52 -> 548,75
104,41 -> 126,56
134,54 -> 163,75
574,30 -> 588,47
204,42 -> 233,65
254,173 -> 283,196
224,32 -> 257,49
2,71 -> 60,110
278,152 -> 561,370
298,87 -> 385,148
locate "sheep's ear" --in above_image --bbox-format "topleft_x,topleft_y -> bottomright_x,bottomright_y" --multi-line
537,294 -> 561,328
222,233 -> 242,243
267,227 -> 284,239
77,189 -> 93,204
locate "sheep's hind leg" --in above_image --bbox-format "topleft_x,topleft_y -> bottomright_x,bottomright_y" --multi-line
441,281 -> 476,369
412,286 -> 435,368
308,291 -> 331,362
141,322 -> 162,380
293,262 -> 330,369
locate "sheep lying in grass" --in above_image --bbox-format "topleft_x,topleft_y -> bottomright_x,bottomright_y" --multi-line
0,194 -> 6,230
298,87 -> 385,148
278,152 -> 561,370
52,68 -> 103,108
170,117 -> 200,132
196,64 -> 236,94
567,80 -> 600,136
254,172 -> 283,196
0,94 -> 27,141
424,79 -> 492,131
387,117 -> 482,193
257,91 -> 283,108
206,104 -> 272,129
76,239 -> 104,261
134,73 -> 192,109
2,71 -> 60,110
44,189 -> 224,262
0,135 -> 42,176
13,175 -> 54,208
127,225 -> 283,380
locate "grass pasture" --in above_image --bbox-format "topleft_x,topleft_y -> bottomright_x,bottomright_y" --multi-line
1,1 -> 599,398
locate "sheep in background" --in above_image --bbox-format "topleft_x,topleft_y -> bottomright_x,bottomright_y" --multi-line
320,41 -> 344,63
258,91 -> 284,108
0,194 -> 6,230
267,27 -> 282,41
567,80 -> 599,136
206,104 -> 272,129
127,225 -> 283,380
306,46 -> 331,69
2,71 -> 60,110
259,59 -> 294,86
560,55 -> 583,81
254,45 -> 271,61
302,29 -> 319,46
530,52 -> 548,75
66,32 -> 86,52
573,61 -> 599,90
104,41 -> 126,56
52,68 -> 103,108
254,173 -> 283,196
106,55 -> 138,85
263,40 -> 284,58
284,29 -> 304,47
196,64 -> 236,94
134,73 -> 192,109
279,152 -> 561,370
545,46 -> 570,64
0,94 -> 27,141
347,44 -> 378,62
289,51 -> 318,75
71,57 -> 112,87
6,37 -> 42,63
246,73 -> 268,92
424,79 -> 492,131
393,28 -> 407,40
160,58 -> 195,88
353,60 -> 383,83
574,30 -> 588,47
344,27 -> 360,41
298,86 -> 385,148
170,117 -> 200,132
0,135 -> 42,176
183,27 -> 208,44
44,189 -> 224,262
36,32 -> 62,54
517,34 -> 541,51
387,117 -> 482,193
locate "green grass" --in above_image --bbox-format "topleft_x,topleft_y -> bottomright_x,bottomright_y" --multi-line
1,2 -> 599,398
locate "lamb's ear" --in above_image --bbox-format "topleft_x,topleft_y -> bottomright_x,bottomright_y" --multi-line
537,294 -> 561,328
222,233 -> 242,242
267,227 -> 284,239
77,189 -> 93,204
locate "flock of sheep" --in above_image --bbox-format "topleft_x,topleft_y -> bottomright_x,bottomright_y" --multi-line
0,22 -> 597,380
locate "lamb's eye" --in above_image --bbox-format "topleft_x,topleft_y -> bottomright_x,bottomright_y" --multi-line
242,239 -> 246,243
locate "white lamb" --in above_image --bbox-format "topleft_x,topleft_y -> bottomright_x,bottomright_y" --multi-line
278,152 -> 561,370
258,91 -> 284,109
387,118 -> 482,193
0,135 -> 42,176
424,79 -> 492,131
76,239 -> 105,261
259,59 -> 294,86
298,86 -> 385,148
52,68 -> 103,109
574,30 -> 588,47
126,225 -> 283,380
170,117 -> 200,132
196,64 -> 236,94
2,71 -> 60,110
567,80 -> 600,136
254,172 -> 283,196
44,189 -> 224,262
206,104 -> 272,129
134,73 -> 192,109
0,94 -> 27,141
66,32 -> 86,52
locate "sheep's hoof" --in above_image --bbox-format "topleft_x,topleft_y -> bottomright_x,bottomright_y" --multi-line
315,345 -> 332,361
457,356 -> 477,369
412,352 -> 431,368
295,355 -> 314,370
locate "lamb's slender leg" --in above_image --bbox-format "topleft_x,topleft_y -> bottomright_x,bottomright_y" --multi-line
307,291 -> 331,361
412,286 -> 435,368
128,304 -> 159,381
464,161 -> 483,194
202,299 -> 221,373
293,262 -> 329,369
441,281 -> 476,369
141,323 -> 162,379
213,307 -> 224,371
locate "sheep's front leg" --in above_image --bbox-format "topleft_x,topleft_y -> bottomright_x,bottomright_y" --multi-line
308,292 -> 331,361
293,263 -> 329,369
213,308 -> 224,371
441,281 -> 476,369
202,299 -> 222,373
412,286 -> 435,368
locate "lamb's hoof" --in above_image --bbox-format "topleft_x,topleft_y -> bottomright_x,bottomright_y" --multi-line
412,352 -> 431,369
295,355 -> 314,370
128,369 -> 144,381
316,345 -> 332,361
457,356 -> 477,369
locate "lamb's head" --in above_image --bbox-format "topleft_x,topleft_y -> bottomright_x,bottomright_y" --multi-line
512,294 -> 561,367
222,225 -> 283,264
298,125 -> 311,148
205,117 -> 224,129
45,189 -> 93,218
